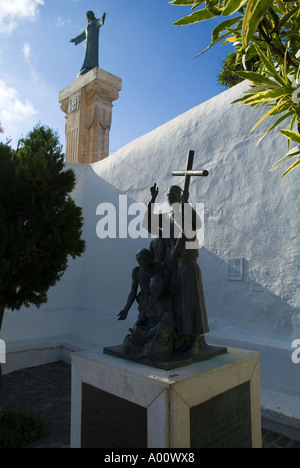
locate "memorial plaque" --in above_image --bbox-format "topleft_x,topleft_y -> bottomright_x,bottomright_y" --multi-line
81,383 -> 147,448
190,382 -> 252,448
69,96 -> 80,113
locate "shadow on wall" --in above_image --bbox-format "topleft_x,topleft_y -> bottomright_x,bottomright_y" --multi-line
79,168 -> 299,345
199,248 -> 299,343
79,169 -> 149,316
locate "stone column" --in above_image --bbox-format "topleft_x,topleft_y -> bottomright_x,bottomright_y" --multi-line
59,68 -> 122,164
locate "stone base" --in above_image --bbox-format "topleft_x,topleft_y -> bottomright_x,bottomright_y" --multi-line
103,343 -> 227,370
71,347 -> 261,448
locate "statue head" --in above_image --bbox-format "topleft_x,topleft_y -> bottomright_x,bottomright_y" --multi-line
86,11 -> 96,23
136,249 -> 153,270
167,185 -> 182,205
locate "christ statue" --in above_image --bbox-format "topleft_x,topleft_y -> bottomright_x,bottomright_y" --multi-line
70,11 -> 106,77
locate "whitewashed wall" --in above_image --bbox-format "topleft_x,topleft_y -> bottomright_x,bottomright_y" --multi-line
1,82 -> 299,435
92,81 -> 299,344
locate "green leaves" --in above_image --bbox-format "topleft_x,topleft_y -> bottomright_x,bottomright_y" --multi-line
280,129 -> 300,145
170,1 -> 201,5
0,125 -> 86,313
196,16 -> 242,56
171,0 -> 300,176
273,131 -> 300,176
253,45 -> 287,87
174,8 -> 215,25
223,0 -> 247,16
270,145 -> 300,171
281,158 -> 300,177
242,0 -> 274,47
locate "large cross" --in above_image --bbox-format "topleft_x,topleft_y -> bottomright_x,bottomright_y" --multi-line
172,150 -> 209,201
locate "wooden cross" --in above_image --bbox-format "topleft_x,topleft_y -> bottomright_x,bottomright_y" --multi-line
172,150 -> 209,201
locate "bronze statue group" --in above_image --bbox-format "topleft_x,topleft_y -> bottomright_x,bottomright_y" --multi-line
118,184 -> 209,363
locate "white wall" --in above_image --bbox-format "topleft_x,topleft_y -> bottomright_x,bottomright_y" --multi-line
92,81 -> 299,345
1,82 -> 299,434
87,82 -> 300,430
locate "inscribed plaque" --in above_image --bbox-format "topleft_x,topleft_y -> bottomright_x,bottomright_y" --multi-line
190,382 -> 252,448
69,96 -> 80,113
81,383 -> 147,448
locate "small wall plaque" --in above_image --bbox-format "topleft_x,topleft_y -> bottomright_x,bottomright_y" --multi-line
227,258 -> 243,281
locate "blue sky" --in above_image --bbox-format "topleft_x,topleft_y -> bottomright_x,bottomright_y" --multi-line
0,0 -> 233,153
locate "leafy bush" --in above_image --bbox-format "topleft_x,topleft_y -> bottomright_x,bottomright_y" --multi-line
0,125 -> 86,330
171,1 -> 300,177
0,410 -> 47,448
218,51 -> 259,88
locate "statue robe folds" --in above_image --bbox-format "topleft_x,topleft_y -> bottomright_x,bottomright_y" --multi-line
173,246 -> 209,336
144,205 -> 209,337
171,208 -> 209,336
74,16 -> 105,76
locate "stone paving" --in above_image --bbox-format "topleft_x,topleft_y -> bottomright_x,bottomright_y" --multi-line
0,361 -> 71,448
0,361 -> 299,449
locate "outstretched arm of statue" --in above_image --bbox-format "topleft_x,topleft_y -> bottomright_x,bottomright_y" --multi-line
99,12 -> 107,26
118,268 -> 139,321
70,31 -> 86,45
150,183 -> 159,203
142,183 -> 161,235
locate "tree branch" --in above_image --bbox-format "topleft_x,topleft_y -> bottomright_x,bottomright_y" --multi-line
258,24 -> 299,71
0,307 -> 4,332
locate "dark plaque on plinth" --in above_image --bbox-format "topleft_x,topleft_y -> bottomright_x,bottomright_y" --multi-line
81,383 -> 147,448
190,382 -> 252,448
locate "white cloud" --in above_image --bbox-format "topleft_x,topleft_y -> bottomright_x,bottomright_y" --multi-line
0,79 -> 37,123
0,79 -> 38,145
56,16 -> 71,28
22,43 -> 31,62
0,0 -> 44,34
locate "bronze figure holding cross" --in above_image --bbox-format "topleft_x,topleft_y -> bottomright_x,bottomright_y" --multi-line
166,150 -> 210,348
105,150 -> 227,369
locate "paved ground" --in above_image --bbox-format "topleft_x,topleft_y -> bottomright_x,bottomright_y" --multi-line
0,361 -> 71,448
0,361 -> 299,449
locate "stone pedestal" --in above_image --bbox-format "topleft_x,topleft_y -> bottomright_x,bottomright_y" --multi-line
59,68 -> 122,164
71,347 -> 262,448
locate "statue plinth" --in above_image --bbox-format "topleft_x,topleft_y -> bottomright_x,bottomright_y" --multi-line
59,68 -> 122,164
71,349 -> 262,448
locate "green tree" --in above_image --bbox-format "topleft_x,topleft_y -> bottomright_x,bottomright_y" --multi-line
0,125 -> 86,331
218,51 -> 259,88
171,0 -> 300,177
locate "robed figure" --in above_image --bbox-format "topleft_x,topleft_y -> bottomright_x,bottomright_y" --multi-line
70,11 -> 106,76
106,152 -> 228,367
143,184 -> 209,353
